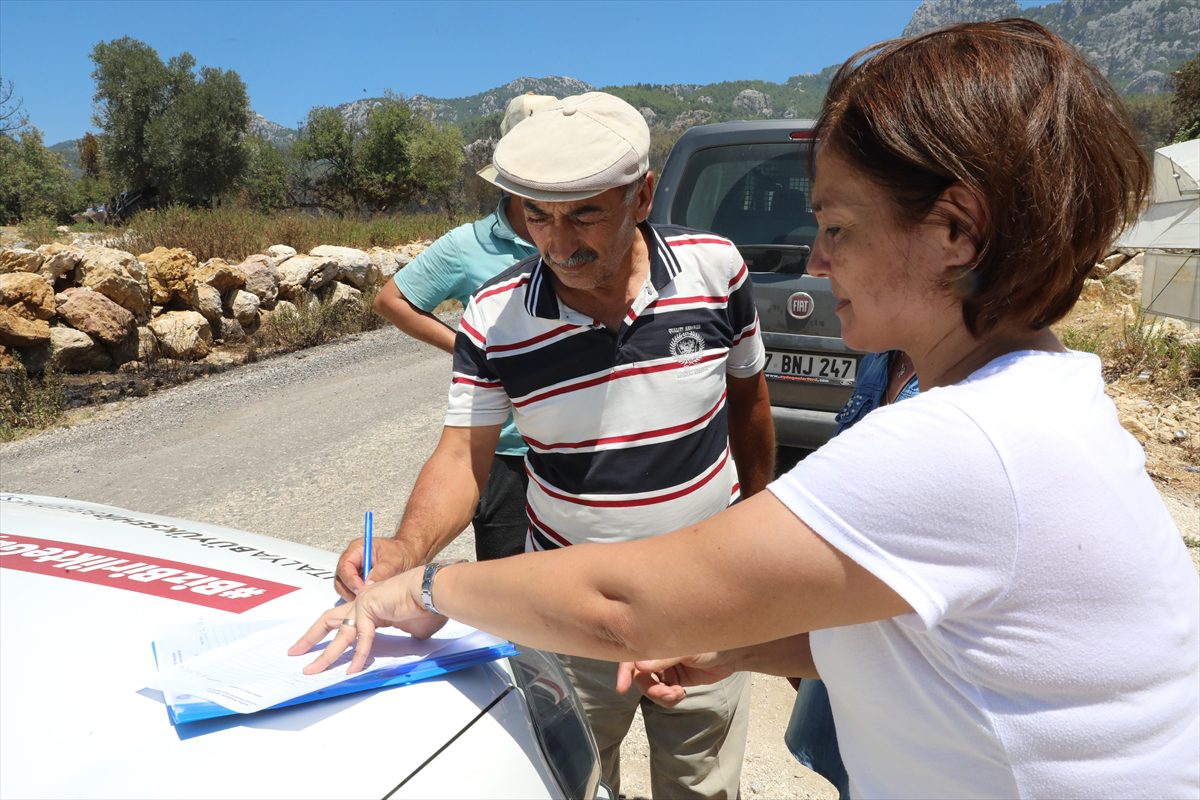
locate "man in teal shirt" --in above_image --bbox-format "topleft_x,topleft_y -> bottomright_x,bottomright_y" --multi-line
371,94 -> 554,565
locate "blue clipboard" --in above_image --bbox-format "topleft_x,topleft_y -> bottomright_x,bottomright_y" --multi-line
152,639 -> 518,726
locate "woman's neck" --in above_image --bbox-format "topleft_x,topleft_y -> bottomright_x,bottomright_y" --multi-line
914,326 -> 1063,389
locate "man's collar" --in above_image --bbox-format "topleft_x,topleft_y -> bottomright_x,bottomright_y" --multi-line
523,221 -> 681,320
491,196 -> 527,244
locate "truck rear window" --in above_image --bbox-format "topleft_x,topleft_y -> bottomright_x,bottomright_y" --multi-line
670,143 -> 817,250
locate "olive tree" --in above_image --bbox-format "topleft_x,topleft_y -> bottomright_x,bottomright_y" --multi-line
90,37 -> 250,206
293,95 -> 464,214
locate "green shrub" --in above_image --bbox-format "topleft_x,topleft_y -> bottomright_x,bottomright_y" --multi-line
16,216 -> 64,246
251,287 -> 383,353
0,360 -> 66,442
1059,327 -> 1103,354
1102,309 -> 1200,396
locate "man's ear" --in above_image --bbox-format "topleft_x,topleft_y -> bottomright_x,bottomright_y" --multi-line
930,182 -> 987,272
636,171 -> 656,223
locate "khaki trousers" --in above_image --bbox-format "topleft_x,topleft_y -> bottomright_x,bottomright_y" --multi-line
557,653 -> 751,800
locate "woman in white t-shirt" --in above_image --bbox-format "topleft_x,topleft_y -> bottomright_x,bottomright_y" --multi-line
295,19 -> 1199,798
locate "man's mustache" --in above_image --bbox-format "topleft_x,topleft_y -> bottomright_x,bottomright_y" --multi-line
544,249 -> 599,269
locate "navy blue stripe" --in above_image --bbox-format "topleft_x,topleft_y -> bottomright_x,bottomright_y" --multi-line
492,326 -> 616,399
528,413 -> 729,496
528,522 -> 565,551
453,329 -> 497,382
491,307 -> 734,400
648,225 -> 682,284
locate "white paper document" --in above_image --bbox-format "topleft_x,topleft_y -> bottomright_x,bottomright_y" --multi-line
148,617 -> 506,714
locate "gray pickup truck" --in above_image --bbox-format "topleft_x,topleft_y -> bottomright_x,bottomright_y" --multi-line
650,120 -> 858,450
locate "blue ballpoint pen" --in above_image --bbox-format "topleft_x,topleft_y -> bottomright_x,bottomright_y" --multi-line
363,510 -> 373,584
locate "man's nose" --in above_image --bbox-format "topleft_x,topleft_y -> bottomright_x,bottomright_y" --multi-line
543,221 -> 580,264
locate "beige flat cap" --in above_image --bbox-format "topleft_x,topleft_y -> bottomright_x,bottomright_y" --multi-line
479,92 -> 650,202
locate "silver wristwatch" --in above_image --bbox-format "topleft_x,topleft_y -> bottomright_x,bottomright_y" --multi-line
420,560 -> 466,614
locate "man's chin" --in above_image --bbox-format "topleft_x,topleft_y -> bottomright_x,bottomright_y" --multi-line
549,267 -> 597,289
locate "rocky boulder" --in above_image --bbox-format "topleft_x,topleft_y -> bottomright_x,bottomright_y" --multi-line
310,245 -> 379,290
79,246 -> 150,320
0,248 -> 44,274
368,248 -> 406,281
195,258 -> 246,294
55,287 -> 137,346
277,255 -> 337,298
48,327 -> 112,373
0,308 -> 51,347
136,326 -> 159,362
140,247 -> 197,306
267,244 -> 297,261
214,317 -> 247,343
191,283 -> 223,325
148,311 -> 212,361
237,255 -> 279,310
325,281 -> 363,308
0,273 -> 56,320
35,243 -> 83,283
225,289 -> 261,327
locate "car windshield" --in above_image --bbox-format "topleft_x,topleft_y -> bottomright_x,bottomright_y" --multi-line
669,142 -> 817,272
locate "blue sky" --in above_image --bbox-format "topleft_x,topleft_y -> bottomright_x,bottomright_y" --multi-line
1,0 -> 1052,145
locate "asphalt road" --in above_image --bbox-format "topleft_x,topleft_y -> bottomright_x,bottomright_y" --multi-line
0,324 -> 832,799
1,326 -> 472,559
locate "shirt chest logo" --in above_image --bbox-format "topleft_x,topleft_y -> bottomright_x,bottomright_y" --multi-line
669,328 -> 706,365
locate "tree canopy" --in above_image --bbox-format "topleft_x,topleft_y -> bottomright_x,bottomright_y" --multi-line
293,95 -> 464,214
90,37 -> 250,206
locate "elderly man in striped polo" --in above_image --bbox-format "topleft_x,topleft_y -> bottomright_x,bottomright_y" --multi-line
336,92 -> 775,799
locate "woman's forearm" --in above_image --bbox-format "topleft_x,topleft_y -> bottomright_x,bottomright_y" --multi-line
725,633 -> 817,679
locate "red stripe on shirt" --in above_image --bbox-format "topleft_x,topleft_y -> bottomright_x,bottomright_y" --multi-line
728,262 -> 748,288
528,450 -> 730,508
668,237 -> 733,248
475,275 -> 530,302
512,351 -> 725,409
460,317 -> 486,347
524,391 -> 727,451
652,294 -> 729,308
488,323 -> 583,354
526,504 -> 573,547
452,376 -> 503,389
732,319 -> 759,346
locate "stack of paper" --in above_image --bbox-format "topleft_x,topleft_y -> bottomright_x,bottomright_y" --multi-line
147,618 -> 517,725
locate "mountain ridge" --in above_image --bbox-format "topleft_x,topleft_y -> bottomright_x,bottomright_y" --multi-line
48,0 -> 1199,157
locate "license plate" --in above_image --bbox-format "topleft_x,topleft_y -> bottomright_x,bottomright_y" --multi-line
764,350 -> 857,385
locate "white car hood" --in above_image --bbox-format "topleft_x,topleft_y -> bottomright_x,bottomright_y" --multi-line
0,494 -> 555,799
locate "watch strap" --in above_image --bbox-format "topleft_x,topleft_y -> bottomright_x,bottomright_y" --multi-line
420,559 -> 466,614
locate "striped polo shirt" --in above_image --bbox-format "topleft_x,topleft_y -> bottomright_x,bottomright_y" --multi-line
447,222 -> 765,551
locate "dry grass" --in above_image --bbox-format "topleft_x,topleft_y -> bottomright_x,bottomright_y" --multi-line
111,206 -> 465,262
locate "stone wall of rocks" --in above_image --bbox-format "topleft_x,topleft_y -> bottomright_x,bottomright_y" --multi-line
0,240 -> 429,374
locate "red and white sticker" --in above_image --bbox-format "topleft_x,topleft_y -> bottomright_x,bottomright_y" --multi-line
0,533 -> 299,613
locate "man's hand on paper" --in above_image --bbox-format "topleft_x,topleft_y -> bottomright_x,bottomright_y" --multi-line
334,537 -> 410,600
616,652 -> 735,708
290,566 -> 447,675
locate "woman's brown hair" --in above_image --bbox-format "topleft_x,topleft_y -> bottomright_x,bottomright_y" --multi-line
814,18 -> 1150,336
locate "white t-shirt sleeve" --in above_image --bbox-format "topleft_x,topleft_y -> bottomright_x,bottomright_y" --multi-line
724,255 -> 766,377
768,395 -> 1020,628
445,297 -> 512,427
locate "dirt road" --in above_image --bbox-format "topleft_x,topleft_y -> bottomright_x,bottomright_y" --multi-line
0,324 -> 833,798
